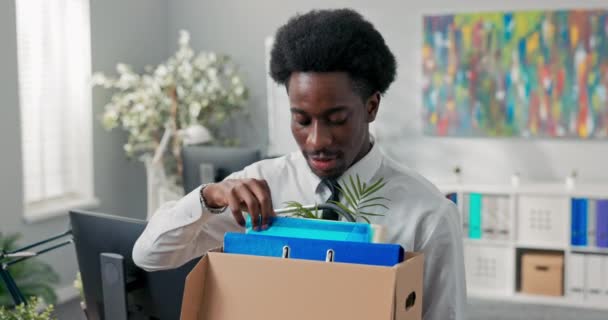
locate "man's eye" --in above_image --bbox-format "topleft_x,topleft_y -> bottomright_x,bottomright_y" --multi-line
293,114 -> 311,126
328,114 -> 348,125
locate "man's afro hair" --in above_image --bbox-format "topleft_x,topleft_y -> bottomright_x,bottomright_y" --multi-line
270,8 -> 397,98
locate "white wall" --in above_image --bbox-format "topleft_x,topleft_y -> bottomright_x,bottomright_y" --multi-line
90,0 -> 168,218
168,0 -> 608,185
0,0 -> 168,294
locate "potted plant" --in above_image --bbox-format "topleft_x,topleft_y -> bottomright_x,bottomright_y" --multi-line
0,297 -> 56,320
92,30 -> 249,217
0,233 -> 59,308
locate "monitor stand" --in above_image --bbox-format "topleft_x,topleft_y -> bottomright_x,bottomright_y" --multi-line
100,253 -> 128,320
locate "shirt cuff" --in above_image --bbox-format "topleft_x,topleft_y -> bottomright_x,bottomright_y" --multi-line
167,185 -> 209,226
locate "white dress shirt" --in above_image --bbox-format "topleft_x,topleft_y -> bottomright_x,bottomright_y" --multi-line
133,142 -> 466,320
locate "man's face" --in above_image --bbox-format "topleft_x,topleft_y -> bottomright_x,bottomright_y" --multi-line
288,72 -> 379,178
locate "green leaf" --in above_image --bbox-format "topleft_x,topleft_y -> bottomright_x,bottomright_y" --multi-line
336,186 -> 357,210
338,182 -> 358,210
358,203 -> 389,211
359,196 -> 390,206
360,179 -> 386,199
348,175 -> 360,199
328,200 -> 356,217
358,211 -> 385,216
361,176 -> 383,192
356,174 -> 363,196
359,216 -> 371,223
283,200 -> 303,208
284,201 -> 320,219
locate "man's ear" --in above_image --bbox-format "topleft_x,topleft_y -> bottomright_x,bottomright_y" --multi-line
365,92 -> 381,122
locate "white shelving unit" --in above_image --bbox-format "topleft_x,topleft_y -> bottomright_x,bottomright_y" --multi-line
437,182 -> 608,310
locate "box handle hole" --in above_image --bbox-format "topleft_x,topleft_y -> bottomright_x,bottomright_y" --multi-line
405,291 -> 416,311
535,265 -> 549,271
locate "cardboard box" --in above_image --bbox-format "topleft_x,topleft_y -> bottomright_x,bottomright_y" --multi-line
181,248 -> 424,320
521,252 -> 564,296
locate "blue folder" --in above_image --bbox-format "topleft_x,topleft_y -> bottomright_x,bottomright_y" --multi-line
571,198 -> 588,246
245,216 -> 374,243
224,232 -> 404,267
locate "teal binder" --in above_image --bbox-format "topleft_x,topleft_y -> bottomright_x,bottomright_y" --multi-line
469,193 -> 482,239
245,216 -> 373,242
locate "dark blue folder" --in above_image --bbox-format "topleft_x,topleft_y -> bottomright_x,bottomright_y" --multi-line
571,198 -> 588,246
223,232 -> 404,267
597,200 -> 608,248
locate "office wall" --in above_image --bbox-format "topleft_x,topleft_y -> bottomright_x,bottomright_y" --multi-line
167,0 -> 608,184
90,0 -> 168,218
0,0 -> 167,294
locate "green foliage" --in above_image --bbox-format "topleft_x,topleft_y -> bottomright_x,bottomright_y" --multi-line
283,201 -> 320,219
285,174 -> 390,223
73,272 -> 84,302
0,234 -> 59,307
0,297 -> 56,320
330,175 -> 390,223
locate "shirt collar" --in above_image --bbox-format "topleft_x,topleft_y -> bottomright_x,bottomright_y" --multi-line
297,137 -> 384,194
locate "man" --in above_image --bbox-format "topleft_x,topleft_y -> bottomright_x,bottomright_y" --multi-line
133,8 -> 465,319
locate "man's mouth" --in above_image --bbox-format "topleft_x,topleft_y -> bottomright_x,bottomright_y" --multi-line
307,154 -> 340,172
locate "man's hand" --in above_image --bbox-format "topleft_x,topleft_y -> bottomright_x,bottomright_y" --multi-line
202,179 -> 275,230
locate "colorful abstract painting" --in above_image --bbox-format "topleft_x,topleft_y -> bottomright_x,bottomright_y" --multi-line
422,10 -> 608,138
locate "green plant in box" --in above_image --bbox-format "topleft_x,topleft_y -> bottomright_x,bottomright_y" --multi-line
286,174 -> 390,223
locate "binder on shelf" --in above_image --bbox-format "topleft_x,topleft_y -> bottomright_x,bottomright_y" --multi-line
469,193 -> 482,239
482,196 -> 497,240
446,192 -> 458,204
597,200 -> 608,248
496,196 -> 511,241
603,256 -> 608,300
223,232 -> 404,267
567,253 -> 585,300
461,193 -> 469,237
587,200 -> 597,247
585,254 -> 603,304
571,198 -> 588,246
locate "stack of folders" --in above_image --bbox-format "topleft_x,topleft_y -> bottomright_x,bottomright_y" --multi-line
222,216 -> 404,267
571,198 -> 608,247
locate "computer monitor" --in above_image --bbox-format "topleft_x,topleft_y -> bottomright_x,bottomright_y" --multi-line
181,146 -> 262,193
70,210 -> 199,320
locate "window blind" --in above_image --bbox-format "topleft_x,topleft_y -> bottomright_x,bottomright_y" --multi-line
15,0 -> 93,205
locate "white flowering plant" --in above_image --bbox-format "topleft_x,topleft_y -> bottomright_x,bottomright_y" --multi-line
92,30 -> 248,182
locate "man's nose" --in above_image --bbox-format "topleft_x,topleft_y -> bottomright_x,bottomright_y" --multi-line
306,121 -> 333,149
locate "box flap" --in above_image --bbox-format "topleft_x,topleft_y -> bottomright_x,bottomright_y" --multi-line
189,251 -> 398,320
393,252 -> 424,320
181,255 -> 210,320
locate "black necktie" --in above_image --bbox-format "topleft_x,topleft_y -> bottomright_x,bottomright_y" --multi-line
321,178 -> 341,220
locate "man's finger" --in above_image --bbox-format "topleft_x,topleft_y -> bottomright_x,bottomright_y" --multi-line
248,179 -> 274,229
237,183 -> 262,230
